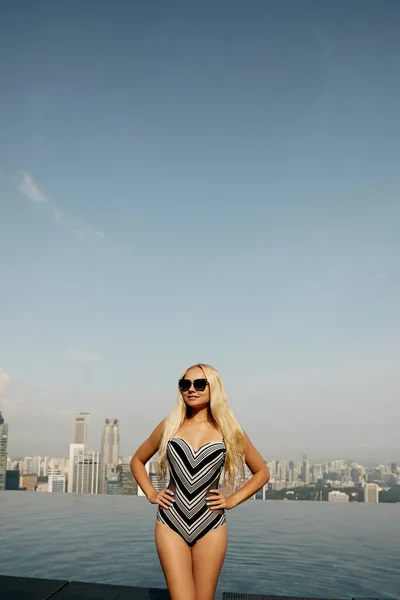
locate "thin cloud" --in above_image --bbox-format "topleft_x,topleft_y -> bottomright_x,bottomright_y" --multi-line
17,172 -> 48,203
17,171 -> 105,240
53,208 -> 105,241
66,348 -> 104,363
74,226 -> 105,241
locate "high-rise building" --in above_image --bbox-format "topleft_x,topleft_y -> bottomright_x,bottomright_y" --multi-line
6,470 -> 20,490
68,445 -> 102,494
350,467 -> 363,483
333,460 -> 345,471
106,474 -> 123,495
101,418 -> 120,492
0,411 -> 8,491
101,418 -> 120,469
22,457 -> 33,474
72,413 -> 91,448
312,464 -> 323,481
48,469 -> 66,493
49,457 -> 68,476
364,483 -> 380,503
41,456 -> 49,477
31,456 -> 41,476
68,443 -> 85,493
117,464 -> 138,495
302,456 -> 310,484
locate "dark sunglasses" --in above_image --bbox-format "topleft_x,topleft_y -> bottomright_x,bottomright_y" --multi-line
178,378 -> 208,392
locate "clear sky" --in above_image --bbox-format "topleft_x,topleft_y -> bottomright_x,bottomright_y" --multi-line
1,0 -> 399,463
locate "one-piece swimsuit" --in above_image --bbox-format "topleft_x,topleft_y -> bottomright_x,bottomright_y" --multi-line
157,437 -> 226,547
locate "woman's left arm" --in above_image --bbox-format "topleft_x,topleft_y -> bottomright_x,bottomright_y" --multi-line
207,432 -> 270,510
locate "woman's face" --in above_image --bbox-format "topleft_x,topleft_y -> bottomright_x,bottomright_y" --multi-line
179,366 -> 210,409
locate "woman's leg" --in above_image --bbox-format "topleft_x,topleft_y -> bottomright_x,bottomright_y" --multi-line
191,523 -> 228,600
155,520 -> 196,600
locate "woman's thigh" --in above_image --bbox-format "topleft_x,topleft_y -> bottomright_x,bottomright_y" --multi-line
155,520 -> 196,600
191,523 -> 228,600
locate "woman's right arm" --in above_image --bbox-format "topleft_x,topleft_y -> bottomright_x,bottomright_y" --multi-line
130,419 -> 174,509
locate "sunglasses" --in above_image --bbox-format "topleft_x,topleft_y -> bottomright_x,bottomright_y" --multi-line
178,378 -> 208,392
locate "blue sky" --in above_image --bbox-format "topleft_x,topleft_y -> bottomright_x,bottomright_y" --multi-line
1,0 -> 399,462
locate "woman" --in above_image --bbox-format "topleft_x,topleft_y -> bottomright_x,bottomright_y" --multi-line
131,363 -> 270,600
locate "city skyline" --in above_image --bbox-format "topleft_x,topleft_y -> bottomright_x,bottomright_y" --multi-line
3,408 -> 399,469
0,411 -> 8,490
1,2 -> 399,463
7,446 -> 398,503
4,407 -> 398,501
0,404 -> 399,464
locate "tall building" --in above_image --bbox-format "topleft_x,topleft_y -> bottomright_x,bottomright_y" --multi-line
101,418 -> 120,492
302,455 -> 310,484
313,464 -> 323,481
68,446 -> 102,494
6,470 -> 20,490
48,469 -> 66,493
117,464 -> 138,495
50,457 -> 68,475
0,411 -> 8,491
41,456 -> 49,477
67,443 -> 84,493
22,457 -> 33,474
101,418 -> 120,469
106,474 -> 123,495
364,483 -> 380,503
31,456 -> 41,476
72,413 -> 91,448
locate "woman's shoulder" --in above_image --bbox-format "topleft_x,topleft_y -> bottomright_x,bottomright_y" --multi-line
148,418 -> 168,442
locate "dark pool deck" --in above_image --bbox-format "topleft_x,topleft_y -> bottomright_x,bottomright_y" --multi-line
0,575 -> 390,600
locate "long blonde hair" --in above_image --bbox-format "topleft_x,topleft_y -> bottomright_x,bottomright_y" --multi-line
157,363 -> 245,486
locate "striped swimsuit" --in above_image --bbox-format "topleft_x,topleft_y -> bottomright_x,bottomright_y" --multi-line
157,437 -> 226,547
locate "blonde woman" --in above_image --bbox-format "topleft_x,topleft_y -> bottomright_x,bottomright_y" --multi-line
131,363 -> 270,600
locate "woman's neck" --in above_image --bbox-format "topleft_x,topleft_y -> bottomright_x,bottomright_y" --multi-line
187,407 -> 210,423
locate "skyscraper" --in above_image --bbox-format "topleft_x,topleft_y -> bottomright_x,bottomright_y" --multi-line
67,443 -> 85,493
117,463 -> 138,495
48,469 -> 66,493
77,450 -> 102,494
101,418 -> 120,492
68,445 -> 102,494
364,483 -> 380,503
0,411 -> 8,491
302,455 -> 310,484
312,464 -> 323,482
101,418 -> 120,468
6,469 -> 20,490
72,413 -> 91,448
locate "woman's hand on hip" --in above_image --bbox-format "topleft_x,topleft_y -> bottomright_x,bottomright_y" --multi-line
206,489 -> 236,510
148,489 -> 174,509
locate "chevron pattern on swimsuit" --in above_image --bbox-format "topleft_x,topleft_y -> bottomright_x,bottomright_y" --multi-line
157,437 -> 226,547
